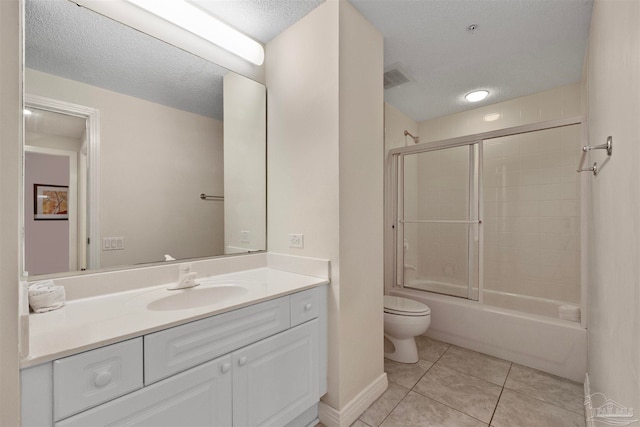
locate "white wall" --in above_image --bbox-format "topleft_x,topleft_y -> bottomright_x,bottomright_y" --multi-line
223,72 -> 266,253
586,0 -> 640,419
0,0 -> 21,423
266,0 -> 384,420
26,69 -> 225,268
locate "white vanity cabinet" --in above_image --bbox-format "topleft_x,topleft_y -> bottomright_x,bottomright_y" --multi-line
21,286 -> 327,427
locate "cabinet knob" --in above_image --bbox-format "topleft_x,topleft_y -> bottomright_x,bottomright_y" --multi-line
238,356 -> 248,367
304,303 -> 312,312
221,363 -> 231,374
93,371 -> 112,388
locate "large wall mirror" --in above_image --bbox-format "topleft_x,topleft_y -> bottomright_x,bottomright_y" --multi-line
22,0 -> 266,278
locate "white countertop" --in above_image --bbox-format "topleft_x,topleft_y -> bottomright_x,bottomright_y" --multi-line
22,268 -> 328,368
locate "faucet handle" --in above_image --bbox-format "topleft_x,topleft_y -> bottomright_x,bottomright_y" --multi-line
178,263 -> 191,276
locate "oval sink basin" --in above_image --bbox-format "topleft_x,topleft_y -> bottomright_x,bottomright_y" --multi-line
147,285 -> 248,311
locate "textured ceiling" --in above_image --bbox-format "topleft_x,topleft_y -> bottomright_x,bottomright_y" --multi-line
26,0 -> 228,119
190,0 -> 326,43
350,0 -> 594,121
26,0 -> 593,123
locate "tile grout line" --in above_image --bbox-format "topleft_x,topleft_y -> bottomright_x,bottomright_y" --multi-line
371,344 -> 450,427
503,386 -> 586,417
489,363 -> 513,426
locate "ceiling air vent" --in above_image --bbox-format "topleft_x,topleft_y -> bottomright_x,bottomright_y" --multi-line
384,64 -> 411,90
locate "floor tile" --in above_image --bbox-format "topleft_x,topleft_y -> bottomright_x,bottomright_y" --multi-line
380,391 -> 487,427
359,382 -> 409,427
384,358 -> 433,389
491,389 -> 584,427
413,364 -> 502,423
416,336 -> 450,362
437,345 -> 511,386
504,364 -> 584,415
351,420 -> 370,427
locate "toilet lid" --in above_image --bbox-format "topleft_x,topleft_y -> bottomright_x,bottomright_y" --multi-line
384,295 -> 430,316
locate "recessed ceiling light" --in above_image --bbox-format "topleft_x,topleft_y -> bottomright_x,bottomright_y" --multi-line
465,90 -> 489,102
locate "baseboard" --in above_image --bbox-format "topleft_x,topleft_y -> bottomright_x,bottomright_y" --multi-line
584,373 -> 595,427
319,373 -> 388,427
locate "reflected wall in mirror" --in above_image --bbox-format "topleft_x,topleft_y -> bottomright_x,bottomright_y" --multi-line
23,0 -> 266,277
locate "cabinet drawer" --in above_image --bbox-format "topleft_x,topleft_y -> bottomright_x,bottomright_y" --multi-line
290,287 -> 320,327
56,355 -> 233,427
53,338 -> 143,421
144,297 -> 290,384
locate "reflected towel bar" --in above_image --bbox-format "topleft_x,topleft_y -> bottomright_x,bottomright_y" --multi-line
577,162 -> 598,176
200,193 -> 224,201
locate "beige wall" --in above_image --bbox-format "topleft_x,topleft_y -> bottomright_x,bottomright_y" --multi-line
266,0 -> 341,405
266,0 -> 384,417
26,69 -> 225,268
223,72 -> 267,253
338,0 -> 384,405
586,0 -> 640,417
0,0 -> 21,423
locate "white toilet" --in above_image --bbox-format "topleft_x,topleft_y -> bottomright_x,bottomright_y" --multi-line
383,295 -> 431,363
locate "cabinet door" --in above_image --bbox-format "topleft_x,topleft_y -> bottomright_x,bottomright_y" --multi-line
233,320 -> 319,427
56,355 -> 232,427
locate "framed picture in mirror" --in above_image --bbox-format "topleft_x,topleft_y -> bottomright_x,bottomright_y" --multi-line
34,184 -> 68,220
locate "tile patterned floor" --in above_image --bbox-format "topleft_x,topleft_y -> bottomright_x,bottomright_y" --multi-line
352,337 -> 585,427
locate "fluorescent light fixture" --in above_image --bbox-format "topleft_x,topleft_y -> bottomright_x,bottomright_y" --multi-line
23,109 -> 33,116
465,90 -> 489,102
125,0 -> 265,65
483,113 -> 501,122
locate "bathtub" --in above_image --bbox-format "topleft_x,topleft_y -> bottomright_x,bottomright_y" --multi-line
405,278 -> 581,320
389,285 -> 587,382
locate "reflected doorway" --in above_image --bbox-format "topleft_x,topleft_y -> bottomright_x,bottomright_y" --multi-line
23,96 -> 100,277
24,108 -> 86,275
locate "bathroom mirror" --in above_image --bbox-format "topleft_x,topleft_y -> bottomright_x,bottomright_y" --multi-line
22,0 -> 266,278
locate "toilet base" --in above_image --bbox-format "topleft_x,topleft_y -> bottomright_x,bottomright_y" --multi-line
384,334 -> 419,363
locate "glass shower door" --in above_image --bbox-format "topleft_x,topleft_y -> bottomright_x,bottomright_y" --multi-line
396,143 -> 480,300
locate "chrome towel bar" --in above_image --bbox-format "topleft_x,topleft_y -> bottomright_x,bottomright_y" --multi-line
200,193 -> 224,201
577,136 -> 612,176
582,136 -> 613,156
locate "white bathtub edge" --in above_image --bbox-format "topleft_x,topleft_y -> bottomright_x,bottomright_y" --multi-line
390,288 -> 587,383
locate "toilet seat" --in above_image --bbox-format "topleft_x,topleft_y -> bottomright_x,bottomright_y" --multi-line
384,295 -> 430,317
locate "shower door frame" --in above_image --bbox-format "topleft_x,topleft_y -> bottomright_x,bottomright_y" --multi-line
388,116 -> 585,308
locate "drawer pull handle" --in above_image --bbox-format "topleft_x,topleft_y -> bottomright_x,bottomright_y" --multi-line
238,356 -> 248,367
221,363 -> 231,374
304,303 -> 313,312
94,371 -> 112,388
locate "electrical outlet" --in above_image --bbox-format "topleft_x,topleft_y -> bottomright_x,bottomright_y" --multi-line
288,234 -> 304,249
240,230 -> 250,243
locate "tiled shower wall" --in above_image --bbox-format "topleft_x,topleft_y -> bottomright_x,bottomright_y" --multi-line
404,82 -> 582,314
483,125 -> 581,306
